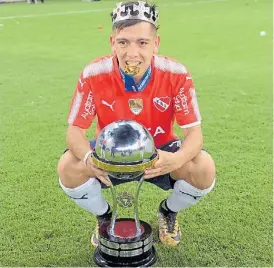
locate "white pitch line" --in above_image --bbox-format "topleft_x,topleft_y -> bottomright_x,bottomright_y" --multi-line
0,8 -> 110,20
0,0 -> 228,20
197,0 -> 227,3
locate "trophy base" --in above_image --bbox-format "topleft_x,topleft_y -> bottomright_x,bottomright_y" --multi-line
94,244 -> 157,267
93,218 -> 157,267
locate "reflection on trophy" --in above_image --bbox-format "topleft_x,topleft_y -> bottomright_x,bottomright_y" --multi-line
92,120 -> 158,267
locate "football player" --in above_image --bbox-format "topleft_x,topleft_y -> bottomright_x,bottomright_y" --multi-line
57,1 -> 216,247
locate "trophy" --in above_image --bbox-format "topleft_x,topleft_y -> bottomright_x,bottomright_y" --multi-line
92,120 -> 158,267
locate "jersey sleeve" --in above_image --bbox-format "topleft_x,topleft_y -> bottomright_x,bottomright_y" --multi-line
67,72 -> 96,129
173,73 -> 202,128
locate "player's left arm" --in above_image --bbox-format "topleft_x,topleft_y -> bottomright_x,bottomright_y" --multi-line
172,71 -> 203,165
174,124 -> 203,165
144,72 -> 203,178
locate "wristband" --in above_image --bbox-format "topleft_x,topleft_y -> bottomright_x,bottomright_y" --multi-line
83,150 -> 93,166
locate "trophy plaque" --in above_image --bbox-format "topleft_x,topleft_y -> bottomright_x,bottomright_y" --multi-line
92,120 -> 158,267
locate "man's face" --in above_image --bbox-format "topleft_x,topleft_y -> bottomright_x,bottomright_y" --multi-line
110,21 -> 160,80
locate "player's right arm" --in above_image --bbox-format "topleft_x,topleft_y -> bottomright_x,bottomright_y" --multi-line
66,125 -> 91,163
66,74 -> 110,185
67,73 -> 95,159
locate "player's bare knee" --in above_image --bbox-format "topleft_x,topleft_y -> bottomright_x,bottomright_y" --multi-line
193,151 -> 216,189
58,150 -> 97,188
57,151 -> 72,177
205,153 -> 216,182
201,151 -> 215,182
57,151 -> 82,180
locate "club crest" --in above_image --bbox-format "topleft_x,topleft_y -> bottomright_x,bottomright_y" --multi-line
117,192 -> 134,208
153,97 -> 171,112
128,99 -> 143,115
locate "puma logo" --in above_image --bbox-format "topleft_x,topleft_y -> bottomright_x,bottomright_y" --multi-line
78,78 -> 86,89
69,194 -> 88,200
179,191 -> 202,200
102,100 -> 116,111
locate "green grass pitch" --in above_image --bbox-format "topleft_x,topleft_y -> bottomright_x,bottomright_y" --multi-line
0,0 -> 272,266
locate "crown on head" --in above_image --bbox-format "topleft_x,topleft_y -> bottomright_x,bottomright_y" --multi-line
111,1 -> 159,28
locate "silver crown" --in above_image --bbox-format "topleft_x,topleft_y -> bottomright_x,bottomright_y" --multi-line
112,1 -> 159,28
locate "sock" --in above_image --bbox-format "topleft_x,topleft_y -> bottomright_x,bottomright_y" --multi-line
167,178 -> 215,213
160,199 -> 176,215
59,177 -> 108,216
99,204 -> 111,217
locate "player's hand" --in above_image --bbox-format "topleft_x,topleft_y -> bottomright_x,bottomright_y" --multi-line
144,149 -> 182,179
86,157 -> 111,186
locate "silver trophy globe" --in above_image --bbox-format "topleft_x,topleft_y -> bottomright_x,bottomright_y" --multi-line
92,120 -> 158,267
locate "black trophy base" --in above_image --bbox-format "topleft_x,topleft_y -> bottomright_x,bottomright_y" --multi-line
94,244 -> 157,267
93,218 -> 157,267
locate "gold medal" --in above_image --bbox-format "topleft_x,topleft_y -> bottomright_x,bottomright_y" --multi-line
123,63 -> 140,76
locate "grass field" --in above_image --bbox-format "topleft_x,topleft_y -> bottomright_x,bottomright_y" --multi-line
0,0 -> 272,267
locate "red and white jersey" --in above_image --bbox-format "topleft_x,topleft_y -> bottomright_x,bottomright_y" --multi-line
68,55 -> 201,148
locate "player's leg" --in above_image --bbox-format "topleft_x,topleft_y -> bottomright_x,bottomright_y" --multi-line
57,141 -> 112,247
58,149 -> 109,214
160,150 -> 215,246
167,150 -> 216,210
146,140 -> 216,246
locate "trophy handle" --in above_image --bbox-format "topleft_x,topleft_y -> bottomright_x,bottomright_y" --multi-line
134,176 -> 144,237
109,183 -> 118,236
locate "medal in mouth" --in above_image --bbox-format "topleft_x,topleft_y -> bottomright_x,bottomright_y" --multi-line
123,61 -> 141,76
